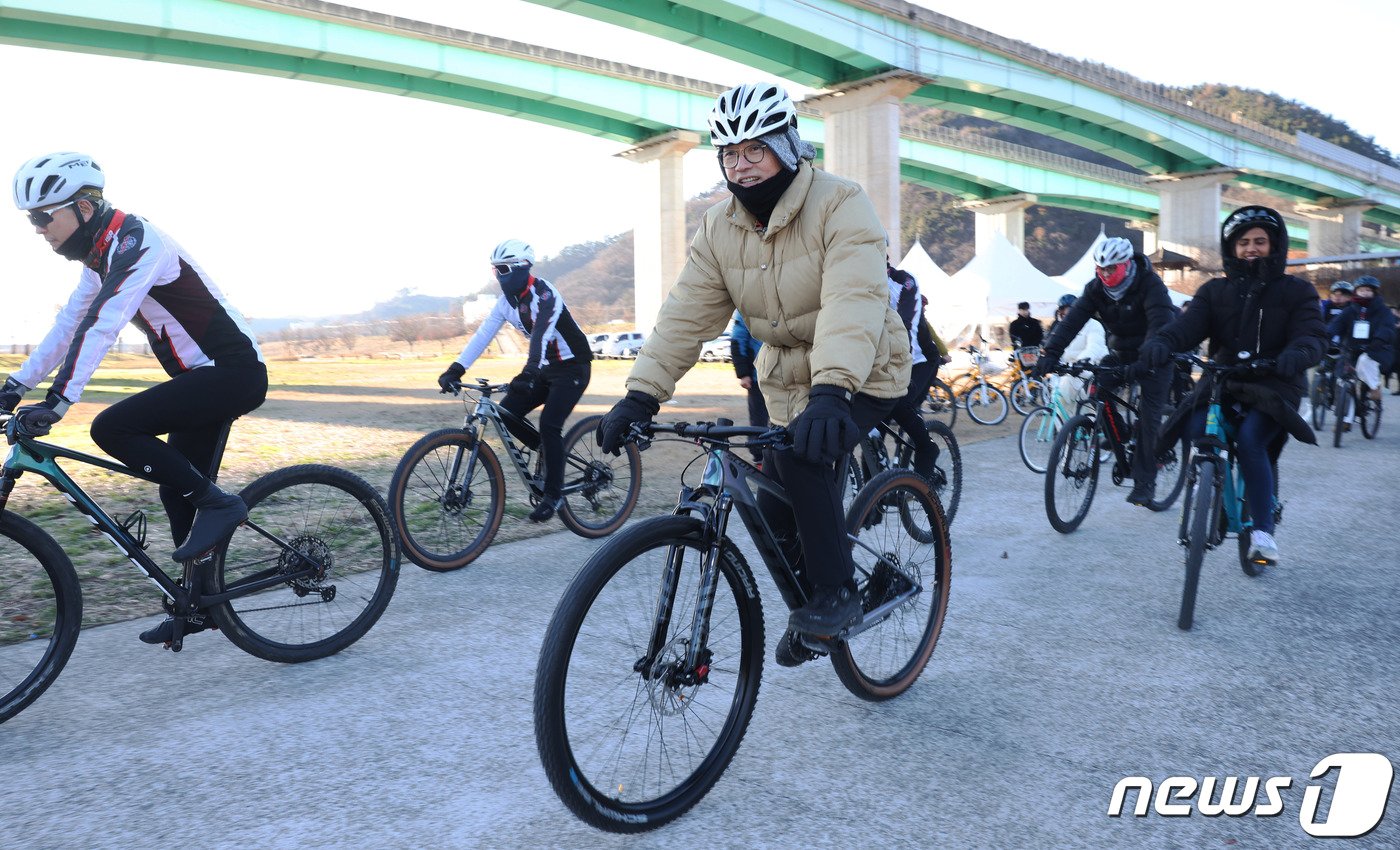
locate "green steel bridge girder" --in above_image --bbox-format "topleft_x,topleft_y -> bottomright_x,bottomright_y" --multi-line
0,4 -> 711,144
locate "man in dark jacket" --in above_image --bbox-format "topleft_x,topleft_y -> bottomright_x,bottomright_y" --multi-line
1008,302 -> 1044,348
1140,205 -> 1326,567
729,311 -> 769,463
1327,275 -> 1396,408
1034,236 -> 1176,505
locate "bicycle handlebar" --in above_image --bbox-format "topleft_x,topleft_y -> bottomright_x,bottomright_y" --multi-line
641,420 -> 790,449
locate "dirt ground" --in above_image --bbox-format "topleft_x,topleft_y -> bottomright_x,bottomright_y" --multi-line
0,352 -> 1020,631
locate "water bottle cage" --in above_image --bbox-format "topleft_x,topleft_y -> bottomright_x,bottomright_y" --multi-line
120,509 -> 148,550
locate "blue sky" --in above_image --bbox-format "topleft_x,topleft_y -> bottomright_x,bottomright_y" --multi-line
0,0 -> 1393,342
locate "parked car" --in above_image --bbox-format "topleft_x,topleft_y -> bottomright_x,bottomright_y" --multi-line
604,331 -> 645,359
588,332 -> 614,357
699,334 -> 732,363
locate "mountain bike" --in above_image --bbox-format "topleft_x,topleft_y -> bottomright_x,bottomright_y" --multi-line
949,346 -> 1010,425
847,417 -> 963,524
0,414 -> 399,724
922,375 -> 959,427
1328,335 -> 1383,447
1043,362 -> 1188,532
1018,365 -> 1091,473
388,378 -> 642,571
1309,351 -> 1338,431
1175,355 -> 1284,631
533,420 -> 950,832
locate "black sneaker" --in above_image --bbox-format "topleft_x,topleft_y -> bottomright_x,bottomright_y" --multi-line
789,584 -> 862,638
774,628 -> 821,667
529,496 -> 563,523
1126,482 -> 1154,506
139,615 -> 217,646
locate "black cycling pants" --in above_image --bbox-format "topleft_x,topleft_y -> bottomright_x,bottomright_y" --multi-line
90,364 -> 268,542
499,360 -> 590,498
742,382 -> 769,462
889,360 -> 937,477
1103,351 -> 1170,486
759,392 -> 896,590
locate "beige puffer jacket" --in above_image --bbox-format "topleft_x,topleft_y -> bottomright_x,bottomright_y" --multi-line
627,162 -> 911,425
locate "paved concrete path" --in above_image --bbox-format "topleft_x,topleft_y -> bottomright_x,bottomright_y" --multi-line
3,424 -> 1398,849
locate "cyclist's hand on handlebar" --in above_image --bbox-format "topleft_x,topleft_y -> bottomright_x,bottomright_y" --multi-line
1139,338 -> 1172,369
789,385 -> 856,465
598,391 -> 659,455
509,370 -> 538,396
1032,353 -> 1059,378
438,362 -> 466,394
14,393 -> 70,438
0,376 -> 27,413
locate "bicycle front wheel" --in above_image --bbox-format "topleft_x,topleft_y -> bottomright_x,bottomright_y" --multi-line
534,515 -> 764,833
1360,394 -> 1382,439
1309,371 -> 1328,430
0,513 -> 81,724
1018,406 -> 1061,474
1009,377 -> 1046,415
1333,380 -> 1351,447
389,428 -> 505,571
556,414 -> 642,538
964,381 -> 1009,425
1044,414 -> 1100,533
910,420 -> 961,525
210,465 -> 399,663
831,470 -> 950,701
1179,459 -> 1218,630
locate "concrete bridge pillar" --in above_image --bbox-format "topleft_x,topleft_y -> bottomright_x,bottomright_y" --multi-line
1146,168 -> 1238,265
965,194 -> 1037,254
1127,220 -> 1159,256
805,71 -> 929,259
1296,199 -> 1376,257
617,130 -> 700,335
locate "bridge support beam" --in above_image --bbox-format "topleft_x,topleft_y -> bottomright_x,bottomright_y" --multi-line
806,72 -> 930,259
1296,199 -> 1377,257
1127,220 -> 1159,256
1146,168 -> 1238,265
965,194 -> 1037,254
618,130 -> 701,335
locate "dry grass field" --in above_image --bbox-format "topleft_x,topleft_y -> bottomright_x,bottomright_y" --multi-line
0,348 -> 1018,631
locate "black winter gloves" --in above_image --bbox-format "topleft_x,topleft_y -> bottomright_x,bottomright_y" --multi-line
597,391 -> 660,455
788,385 -> 856,465
438,362 -> 466,393
0,376 -> 27,413
14,393 -> 70,438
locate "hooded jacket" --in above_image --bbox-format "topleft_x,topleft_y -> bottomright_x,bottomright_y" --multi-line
1151,207 -> 1326,409
626,161 -> 910,425
1042,253 -> 1175,360
1327,298 -> 1396,373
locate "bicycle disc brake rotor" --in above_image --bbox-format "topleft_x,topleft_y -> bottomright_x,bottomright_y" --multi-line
581,460 -> 613,501
439,483 -> 471,515
638,638 -> 708,715
280,535 -> 335,598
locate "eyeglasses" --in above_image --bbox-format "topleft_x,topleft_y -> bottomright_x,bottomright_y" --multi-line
719,144 -> 768,169
492,261 -> 528,275
26,200 -> 76,228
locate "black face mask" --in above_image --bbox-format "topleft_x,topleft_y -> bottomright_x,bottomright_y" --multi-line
55,203 -> 103,262
496,266 -> 532,307
727,167 -> 797,227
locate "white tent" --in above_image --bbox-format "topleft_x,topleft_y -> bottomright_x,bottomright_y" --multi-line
928,233 -> 1077,346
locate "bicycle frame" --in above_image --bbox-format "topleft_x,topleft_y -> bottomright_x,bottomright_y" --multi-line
1079,371 -> 1141,479
454,382 -> 596,499
1177,371 -> 1257,548
0,433 -> 326,614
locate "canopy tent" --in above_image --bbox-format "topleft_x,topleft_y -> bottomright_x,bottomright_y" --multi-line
924,232 -> 1076,346
897,240 -> 949,292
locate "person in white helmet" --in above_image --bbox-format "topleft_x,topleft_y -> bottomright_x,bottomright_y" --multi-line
1034,236 -> 1175,506
437,239 -> 593,523
595,82 -> 911,661
6,152 -> 267,645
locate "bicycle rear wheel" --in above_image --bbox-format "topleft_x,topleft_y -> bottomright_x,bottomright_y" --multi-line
830,470 -> 950,701
388,428 -> 505,571
1018,406 -> 1060,473
923,378 -> 958,428
1044,414 -> 1100,533
1179,459 -> 1218,630
534,515 -> 764,832
210,465 -> 399,663
1360,394 -> 1382,439
556,414 -> 642,538
964,381 -> 1009,425
0,513 -> 81,724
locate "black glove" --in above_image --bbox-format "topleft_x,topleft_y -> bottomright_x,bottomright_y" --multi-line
1139,338 -> 1172,370
508,370 -> 538,396
437,362 -> 466,394
0,376 -> 27,413
1032,354 -> 1059,378
788,385 -> 856,465
1244,357 -> 1275,378
14,393 -> 70,438
597,391 -> 659,455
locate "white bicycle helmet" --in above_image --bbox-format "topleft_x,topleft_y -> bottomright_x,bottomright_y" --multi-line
707,82 -> 797,146
489,239 -> 535,267
1091,237 -> 1134,268
13,151 -> 104,210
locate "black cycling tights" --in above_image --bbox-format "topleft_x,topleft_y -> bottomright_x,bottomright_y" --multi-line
90,364 -> 268,543
498,360 -> 590,499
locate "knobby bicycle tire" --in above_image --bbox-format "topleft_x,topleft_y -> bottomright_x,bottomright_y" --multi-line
1360,394 -> 1382,439
1044,414 -> 1100,533
556,415 -> 642,538
1179,459 -> 1218,630
389,428 -> 506,571
0,513 -> 82,724
209,464 -> 399,663
896,420 -> 961,525
1332,380 -> 1351,448
830,470 -> 950,701
534,515 -> 764,833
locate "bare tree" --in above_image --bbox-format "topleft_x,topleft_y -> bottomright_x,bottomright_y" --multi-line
389,315 -> 429,352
